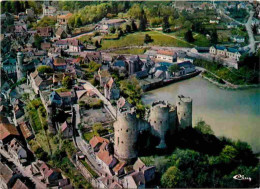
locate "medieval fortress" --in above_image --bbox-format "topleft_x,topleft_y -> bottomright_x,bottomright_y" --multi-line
114,95 -> 192,162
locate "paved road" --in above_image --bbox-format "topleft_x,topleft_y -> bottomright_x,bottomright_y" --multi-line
244,11 -> 256,53
79,79 -> 117,119
0,149 -> 46,189
75,136 -> 106,176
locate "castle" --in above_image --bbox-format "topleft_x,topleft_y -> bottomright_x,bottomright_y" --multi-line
114,95 -> 192,163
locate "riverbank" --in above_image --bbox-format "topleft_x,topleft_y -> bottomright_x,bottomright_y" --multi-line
140,70 -> 201,92
200,70 -> 260,90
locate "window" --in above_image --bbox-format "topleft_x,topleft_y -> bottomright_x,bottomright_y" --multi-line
117,137 -> 119,145
154,121 -> 156,123
126,129 -> 128,132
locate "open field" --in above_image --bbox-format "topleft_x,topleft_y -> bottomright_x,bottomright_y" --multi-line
100,31 -> 193,50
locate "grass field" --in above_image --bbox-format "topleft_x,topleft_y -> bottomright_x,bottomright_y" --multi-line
193,33 -> 211,47
100,31 -> 193,50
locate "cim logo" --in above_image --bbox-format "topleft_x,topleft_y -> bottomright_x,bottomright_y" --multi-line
233,174 -> 252,182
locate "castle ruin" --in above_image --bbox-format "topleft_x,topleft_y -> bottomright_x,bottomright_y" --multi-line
114,95 -> 193,163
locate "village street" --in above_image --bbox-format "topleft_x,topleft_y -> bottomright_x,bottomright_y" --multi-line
0,148 -> 46,189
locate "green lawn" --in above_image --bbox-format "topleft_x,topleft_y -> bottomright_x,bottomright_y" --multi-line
83,131 -> 94,142
100,31 -> 193,50
80,160 -> 99,178
193,33 -> 211,47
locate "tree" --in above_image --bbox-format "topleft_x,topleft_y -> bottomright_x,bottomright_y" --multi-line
194,120 -> 214,135
139,9 -> 147,31
75,16 -> 82,28
219,145 -> 238,164
162,16 -> 170,33
184,30 -> 195,42
161,166 -> 182,188
37,65 -> 53,74
211,30 -> 218,44
116,28 -> 123,37
109,26 -> 116,33
62,76 -> 73,89
93,122 -> 107,136
168,64 -> 179,76
95,40 -> 100,48
130,19 -> 137,31
125,24 -> 131,33
144,34 -> 152,43
33,34 -> 43,49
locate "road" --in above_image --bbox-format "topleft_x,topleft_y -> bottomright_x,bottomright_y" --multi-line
78,79 -> 117,119
217,8 -> 256,53
0,149 -> 46,189
244,11 -> 256,53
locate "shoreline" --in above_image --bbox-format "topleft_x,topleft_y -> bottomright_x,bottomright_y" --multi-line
200,71 -> 260,90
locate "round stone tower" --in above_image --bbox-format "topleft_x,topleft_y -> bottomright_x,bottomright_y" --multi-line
114,108 -> 138,163
148,101 -> 170,149
16,52 -> 25,81
176,95 -> 192,129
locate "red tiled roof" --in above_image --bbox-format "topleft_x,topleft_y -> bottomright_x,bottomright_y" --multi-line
57,91 -> 72,98
54,58 -> 66,66
41,42 -> 51,50
89,136 -> 109,149
0,162 -> 13,185
19,122 -> 33,139
157,50 -> 176,56
61,121 -> 68,132
0,122 -> 19,140
97,149 -> 114,166
12,179 -> 29,189
113,161 -> 126,173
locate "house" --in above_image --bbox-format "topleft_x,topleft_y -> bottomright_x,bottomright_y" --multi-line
41,42 -> 51,51
57,13 -> 72,25
176,61 -> 196,76
55,39 -> 69,50
60,120 -> 73,138
82,51 -> 102,64
123,171 -> 145,188
227,22 -> 239,29
68,39 -> 83,52
39,162 -> 62,184
19,122 -> 34,141
231,36 -> 245,43
209,20 -> 219,24
30,70 -> 53,94
12,179 -> 29,189
55,27 -> 67,39
190,47 -> 209,54
26,9 -> 34,18
89,136 -> 109,152
96,148 -> 118,175
127,55 -> 143,75
104,78 -> 120,100
8,138 -> 27,164
13,99 -> 24,119
0,118 -> 19,144
123,159 -> 156,188
156,50 -> 177,63
99,18 -> 126,31
49,91 -> 62,106
98,69 -> 111,87
53,57 -> 67,70
0,162 -> 18,189
37,27 -> 52,37
42,4 -> 57,17
57,91 -> 74,106
133,158 -> 156,183
117,97 -> 132,111
210,45 -> 243,61
113,161 -> 126,176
